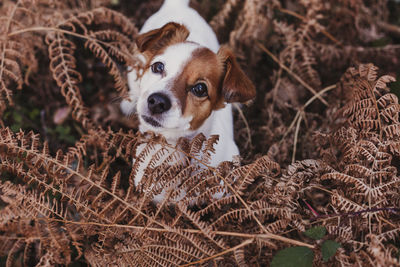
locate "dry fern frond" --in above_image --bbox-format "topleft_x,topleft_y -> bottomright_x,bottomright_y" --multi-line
47,7 -> 138,129
2,0 -> 400,266
0,41 -> 24,110
0,181 -> 81,266
274,14 -> 323,91
229,155 -> 280,195
0,0 -> 38,117
209,0 -> 277,68
313,64 -> 400,261
339,64 -> 397,138
0,125 -> 296,265
1,1 -> 138,130
233,248 -> 248,267
355,234 -> 400,266
227,0 -> 273,52
47,33 -> 91,128
209,0 -> 241,35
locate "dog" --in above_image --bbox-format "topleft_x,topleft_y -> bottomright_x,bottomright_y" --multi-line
120,0 -> 256,190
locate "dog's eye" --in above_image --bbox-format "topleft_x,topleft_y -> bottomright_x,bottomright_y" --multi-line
191,83 -> 208,97
151,62 -> 164,74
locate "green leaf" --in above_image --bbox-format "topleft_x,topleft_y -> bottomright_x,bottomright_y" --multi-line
13,112 -> 22,123
11,124 -> 22,132
370,37 -> 391,47
321,240 -> 340,262
304,226 -> 326,240
56,125 -> 71,135
392,74 -> 400,98
271,246 -> 314,267
29,108 -> 40,120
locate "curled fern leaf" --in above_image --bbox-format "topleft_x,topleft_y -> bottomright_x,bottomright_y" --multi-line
47,33 -> 91,128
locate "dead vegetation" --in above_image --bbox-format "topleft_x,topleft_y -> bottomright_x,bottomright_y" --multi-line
0,0 -> 400,266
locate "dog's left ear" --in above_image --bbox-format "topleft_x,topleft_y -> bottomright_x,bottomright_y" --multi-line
217,46 -> 256,103
136,22 -> 190,56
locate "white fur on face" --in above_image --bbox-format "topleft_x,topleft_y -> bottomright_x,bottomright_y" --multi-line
130,42 -> 202,140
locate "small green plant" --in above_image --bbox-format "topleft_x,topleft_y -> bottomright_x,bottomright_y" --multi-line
50,124 -> 76,145
4,107 -> 40,133
271,246 -> 314,267
271,226 -> 340,267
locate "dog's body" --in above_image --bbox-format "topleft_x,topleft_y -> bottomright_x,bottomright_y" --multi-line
121,0 -> 255,187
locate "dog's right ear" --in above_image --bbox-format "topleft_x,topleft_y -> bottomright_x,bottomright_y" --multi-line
136,22 -> 190,56
217,46 -> 256,103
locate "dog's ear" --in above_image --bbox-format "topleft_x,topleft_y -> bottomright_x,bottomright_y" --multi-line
136,22 -> 190,55
217,46 -> 256,103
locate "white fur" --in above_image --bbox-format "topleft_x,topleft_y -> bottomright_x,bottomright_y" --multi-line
121,0 -> 240,188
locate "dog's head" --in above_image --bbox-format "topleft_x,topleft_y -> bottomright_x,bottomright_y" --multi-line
129,22 -> 256,139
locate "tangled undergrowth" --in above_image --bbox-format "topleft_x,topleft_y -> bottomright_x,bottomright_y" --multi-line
1,0 -> 400,266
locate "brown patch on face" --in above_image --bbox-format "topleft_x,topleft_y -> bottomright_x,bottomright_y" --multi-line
136,22 -> 190,64
171,48 -> 226,130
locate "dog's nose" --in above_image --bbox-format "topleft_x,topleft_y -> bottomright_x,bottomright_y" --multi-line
147,93 -> 171,114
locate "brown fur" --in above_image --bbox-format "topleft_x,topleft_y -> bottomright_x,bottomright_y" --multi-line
217,46 -> 256,103
136,22 -> 190,62
172,48 -> 225,130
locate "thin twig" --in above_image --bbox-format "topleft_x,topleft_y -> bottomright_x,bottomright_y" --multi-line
8,26 -> 135,62
312,207 -> 400,221
303,199 -> 320,217
40,217 -> 299,241
180,232 -> 318,266
233,103 -> 253,150
282,112 -> 300,143
377,21 -> 400,37
292,113 -> 302,163
257,42 -> 328,106
281,84 -> 336,143
271,67 -> 283,109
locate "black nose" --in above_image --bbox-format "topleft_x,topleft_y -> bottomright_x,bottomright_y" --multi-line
147,93 -> 171,114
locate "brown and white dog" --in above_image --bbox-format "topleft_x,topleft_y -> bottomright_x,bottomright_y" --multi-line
121,0 -> 255,188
